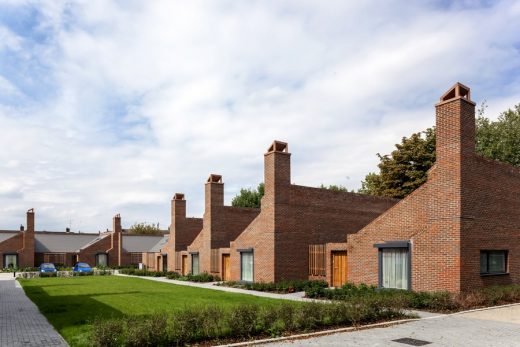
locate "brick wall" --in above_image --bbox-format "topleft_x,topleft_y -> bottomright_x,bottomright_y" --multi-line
188,175 -> 259,276
347,83 -> 520,292
231,141 -> 397,282
166,194 -> 203,271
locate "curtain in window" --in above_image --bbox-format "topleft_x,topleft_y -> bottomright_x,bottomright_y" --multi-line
4,254 -> 17,269
96,254 -> 108,267
382,248 -> 409,289
191,254 -> 200,275
241,252 -> 253,282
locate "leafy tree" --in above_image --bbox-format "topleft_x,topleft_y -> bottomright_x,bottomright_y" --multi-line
360,103 -> 520,198
319,184 -> 350,192
231,183 -> 264,208
128,222 -> 162,235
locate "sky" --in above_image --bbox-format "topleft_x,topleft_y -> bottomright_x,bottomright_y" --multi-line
1,0 -> 520,232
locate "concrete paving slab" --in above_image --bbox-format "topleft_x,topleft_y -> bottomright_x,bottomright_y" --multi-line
0,278 -> 68,347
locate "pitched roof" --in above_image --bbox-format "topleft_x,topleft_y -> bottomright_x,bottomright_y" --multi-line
35,232 -> 99,253
0,231 -> 18,243
149,235 -> 169,253
122,234 -> 165,252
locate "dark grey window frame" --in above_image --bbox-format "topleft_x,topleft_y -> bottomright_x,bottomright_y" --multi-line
3,253 -> 19,269
480,250 -> 508,276
95,253 -> 109,267
374,241 -> 412,290
190,252 -> 200,275
238,248 -> 254,283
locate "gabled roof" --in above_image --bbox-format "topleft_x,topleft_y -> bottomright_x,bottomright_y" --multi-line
78,234 -> 110,251
149,235 -> 169,253
0,231 -> 18,243
35,232 -> 99,253
122,234 -> 165,252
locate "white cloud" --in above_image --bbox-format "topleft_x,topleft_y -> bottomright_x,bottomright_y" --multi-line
1,0 -> 520,231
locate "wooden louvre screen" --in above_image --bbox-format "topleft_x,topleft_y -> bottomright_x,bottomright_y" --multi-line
130,253 -> 142,265
309,245 -> 326,276
175,252 -> 182,271
210,249 -> 219,273
44,253 -> 66,265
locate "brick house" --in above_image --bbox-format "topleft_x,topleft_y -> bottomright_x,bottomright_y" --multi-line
186,174 -> 259,279
1,210 -> 164,268
347,83 -> 520,292
229,141 -> 397,284
166,193 -> 203,275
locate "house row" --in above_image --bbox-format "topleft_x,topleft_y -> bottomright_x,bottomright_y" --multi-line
166,83 -> 520,292
0,212 -> 168,270
2,83 -> 518,292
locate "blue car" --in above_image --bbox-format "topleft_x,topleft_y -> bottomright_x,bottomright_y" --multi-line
39,263 -> 57,273
73,262 -> 92,273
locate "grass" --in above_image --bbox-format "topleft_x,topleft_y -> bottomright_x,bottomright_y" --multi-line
18,276 -> 293,346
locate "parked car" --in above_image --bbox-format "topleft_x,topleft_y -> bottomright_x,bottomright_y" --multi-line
39,263 -> 57,273
73,262 -> 92,273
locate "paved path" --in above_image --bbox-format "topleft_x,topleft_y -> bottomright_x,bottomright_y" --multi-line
264,304 -> 520,347
0,275 -> 68,347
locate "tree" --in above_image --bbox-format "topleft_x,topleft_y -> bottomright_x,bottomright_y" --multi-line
128,222 -> 162,235
359,103 -> 520,198
319,184 -> 350,192
231,183 -> 265,208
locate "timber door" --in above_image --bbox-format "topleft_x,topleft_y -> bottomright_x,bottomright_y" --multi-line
222,254 -> 231,281
332,251 -> 347,287
182,255 -> 188,275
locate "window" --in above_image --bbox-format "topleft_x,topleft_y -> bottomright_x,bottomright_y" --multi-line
480,250 -> 507,275
191,253 -> 199,275
3,254 -> 18,269
375,242 -> 411,290
95,253 -> 108,267
240,251 -> 254,282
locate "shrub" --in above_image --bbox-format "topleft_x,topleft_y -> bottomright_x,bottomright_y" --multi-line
219,280 -> 328,293
92,319 -> 124,347
226,305 -> 258,337
39,272 -> 57,278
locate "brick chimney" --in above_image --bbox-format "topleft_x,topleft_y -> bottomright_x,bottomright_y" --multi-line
26,208 -> 35,233
264,141 -> 291,208
205,174 -> 224,211
172,193 -> 186,223
435,82 -> 476,165
111,214 -> 122,266
18,209 -> 35,267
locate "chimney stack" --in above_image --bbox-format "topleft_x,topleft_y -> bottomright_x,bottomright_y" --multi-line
264,141 -> 291,206
205,174 -> 224,211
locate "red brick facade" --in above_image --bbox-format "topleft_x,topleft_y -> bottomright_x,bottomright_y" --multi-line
230,141 -> 397,282
187,175 -> 259,277
347,83 -> 520,292
0,210 -> 35,268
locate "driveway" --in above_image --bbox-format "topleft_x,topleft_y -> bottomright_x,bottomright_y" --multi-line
264,304 -> 520,347
0,274 -> 68,347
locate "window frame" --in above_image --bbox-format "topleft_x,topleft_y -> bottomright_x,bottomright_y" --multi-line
480,250 -> 508,276
3,253 -> 19,269
374,241 -> 412,290
190,252 -> 200,275
238,248 -> 254,283
95,253 -> 109,267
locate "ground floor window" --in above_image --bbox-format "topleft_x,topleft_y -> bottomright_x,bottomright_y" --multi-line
480,250 -> 507,275
3,254 -> 18,269
191,253 -> 199,275
379,246 -> 410,290
95,253 -> 108,267
240,251 -> 254,282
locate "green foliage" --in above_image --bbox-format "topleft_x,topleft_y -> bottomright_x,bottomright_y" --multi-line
305,282 -> 520,313
319,184 -> 350,192
91,300 -> 407,346
231,183 -> 264,208
360,103 -> 520,198
218,280 -> 328,293
128,222 -> 162,235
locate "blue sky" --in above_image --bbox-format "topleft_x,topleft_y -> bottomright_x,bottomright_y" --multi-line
1,0 -> 520,231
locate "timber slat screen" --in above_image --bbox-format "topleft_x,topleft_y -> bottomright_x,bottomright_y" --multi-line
309,244 -> 326,276
175,252 -> 182,271
210,249 -> 219,273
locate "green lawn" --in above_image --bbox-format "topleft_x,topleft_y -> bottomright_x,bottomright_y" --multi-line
19,276 -> 290,346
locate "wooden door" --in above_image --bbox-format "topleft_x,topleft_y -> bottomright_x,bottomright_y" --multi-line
182,255 -> 188,275
222,254 -> 230,281
332,251 -> 347,287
